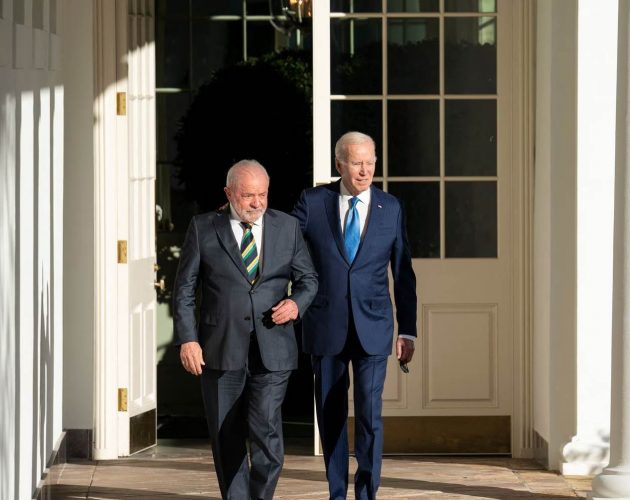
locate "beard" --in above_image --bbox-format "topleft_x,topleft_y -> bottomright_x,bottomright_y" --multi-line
238,206 -> 266,223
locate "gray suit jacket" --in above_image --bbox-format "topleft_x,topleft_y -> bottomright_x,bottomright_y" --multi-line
173,207 -> 318,371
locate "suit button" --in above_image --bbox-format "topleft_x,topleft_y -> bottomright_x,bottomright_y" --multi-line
244,316 -> 251,320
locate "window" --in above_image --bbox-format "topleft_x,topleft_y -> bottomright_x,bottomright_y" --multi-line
155,0 -> 311,226
328,0 -> 498,258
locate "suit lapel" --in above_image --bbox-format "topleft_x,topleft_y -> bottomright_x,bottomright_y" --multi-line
324,182 -> 351,265
354,186 -> 384,263
213,209 -> 250,282
256,210 -> 278,286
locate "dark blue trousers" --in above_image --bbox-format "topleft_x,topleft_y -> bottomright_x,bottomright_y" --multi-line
312,327 -> 388,500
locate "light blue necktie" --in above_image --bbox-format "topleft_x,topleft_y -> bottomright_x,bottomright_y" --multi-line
344,197 -> 360,263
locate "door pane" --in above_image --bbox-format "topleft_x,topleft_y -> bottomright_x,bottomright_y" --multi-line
445,17 -> 496,94
388,182 -> 440,258
191,0 -> 241,16
157,93 -> 191,163
247,21 -> 294,57
388,0 -> 438,12
445,181 -> 497,258
445,0 -> 496,13
331,100 -> 383,176
192,20 -> 242,89
331,18 -> 382,95
388,18 -> 439,94
445,99 -> 496,176
157,0 -> 189,18
247,0 -> 272,15
156,19 -> 190,87
331,0 -> 381,13
388,100 -> 439,176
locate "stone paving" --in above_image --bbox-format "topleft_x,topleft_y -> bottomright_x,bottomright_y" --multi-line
41,439 -> 592,499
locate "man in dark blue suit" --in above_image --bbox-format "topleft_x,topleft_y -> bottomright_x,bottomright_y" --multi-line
292,132 -> 417,499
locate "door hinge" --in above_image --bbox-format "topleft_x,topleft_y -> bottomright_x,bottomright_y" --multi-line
116,92 -> 127,116
117,240 -> 127,264
118,388 -> 128,412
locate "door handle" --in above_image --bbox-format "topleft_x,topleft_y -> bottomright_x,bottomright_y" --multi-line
154,278 -> 165,292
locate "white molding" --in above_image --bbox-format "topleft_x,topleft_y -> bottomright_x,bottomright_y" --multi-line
34,28 -> 48,69
422,303 -> 499,409
49,32 -> 60,70
115,0 -> 130,457
0,19 -> 9,67
92,0 -> 120,460
311,0 -> 330,455
510,0 -> 536,459
312,0 -> 331,185
14,23 -> 32,69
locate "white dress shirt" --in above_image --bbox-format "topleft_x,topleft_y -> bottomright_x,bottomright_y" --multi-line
229,204 -> 263,265
339,181 -> 371,238
338,181 -> 414,343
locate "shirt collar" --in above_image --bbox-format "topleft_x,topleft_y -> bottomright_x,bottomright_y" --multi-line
339,180 -> 371,205
229,204 -> 263,226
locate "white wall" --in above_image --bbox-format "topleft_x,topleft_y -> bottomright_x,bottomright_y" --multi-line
533,0 -> 578,470
0,0 -> 65,498
62,0 -> 94,432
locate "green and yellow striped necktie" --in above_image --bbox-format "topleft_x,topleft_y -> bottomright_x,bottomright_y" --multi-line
240,222 -> 259,283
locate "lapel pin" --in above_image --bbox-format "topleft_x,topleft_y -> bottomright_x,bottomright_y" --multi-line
377,204 -> 382,208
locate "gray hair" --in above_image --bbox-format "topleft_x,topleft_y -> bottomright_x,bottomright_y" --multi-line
334,131 -> 376,162
225,159 -> 270,189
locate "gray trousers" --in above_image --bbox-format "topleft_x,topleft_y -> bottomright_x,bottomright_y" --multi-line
201,336 -> 291,500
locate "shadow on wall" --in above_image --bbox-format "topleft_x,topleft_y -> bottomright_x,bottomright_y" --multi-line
0,88 -> 18,500
562,429 -> 610,474
155,51 -> 314,435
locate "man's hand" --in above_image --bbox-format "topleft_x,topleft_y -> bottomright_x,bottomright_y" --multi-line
271,299 -> 299,325
396,337 -> 415,364
180,341 -> 205,376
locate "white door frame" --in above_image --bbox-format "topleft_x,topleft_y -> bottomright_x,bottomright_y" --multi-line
92,0 -> 158,459
509,0 -> 536,459
93,0 -> 122,460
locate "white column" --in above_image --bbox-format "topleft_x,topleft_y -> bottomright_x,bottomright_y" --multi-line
590,0 -> 630,497
561,0 -> 617,476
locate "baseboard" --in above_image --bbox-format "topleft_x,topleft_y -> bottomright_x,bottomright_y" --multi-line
32,431 -> 66,500
33,429 -> 93,499
533,429 -> 549,469
65,428 -> 93,460
348,416 -> 512,454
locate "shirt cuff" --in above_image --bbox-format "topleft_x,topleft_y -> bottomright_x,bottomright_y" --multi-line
398,334 -> 416,342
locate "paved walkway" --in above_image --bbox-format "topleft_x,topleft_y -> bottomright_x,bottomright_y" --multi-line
42,439 -> 592,499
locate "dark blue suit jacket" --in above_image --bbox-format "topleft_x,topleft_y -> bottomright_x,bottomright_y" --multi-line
292,181 -> 417,356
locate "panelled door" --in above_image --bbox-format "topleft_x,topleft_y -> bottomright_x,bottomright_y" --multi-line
313,0 -> 524,454
116,0 -> 158,456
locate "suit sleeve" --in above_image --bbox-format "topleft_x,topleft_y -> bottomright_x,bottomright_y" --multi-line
288,218 -> 318,315
172,217 -> 201,345
390,201 -> 418,337
291,189 -> 309,232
